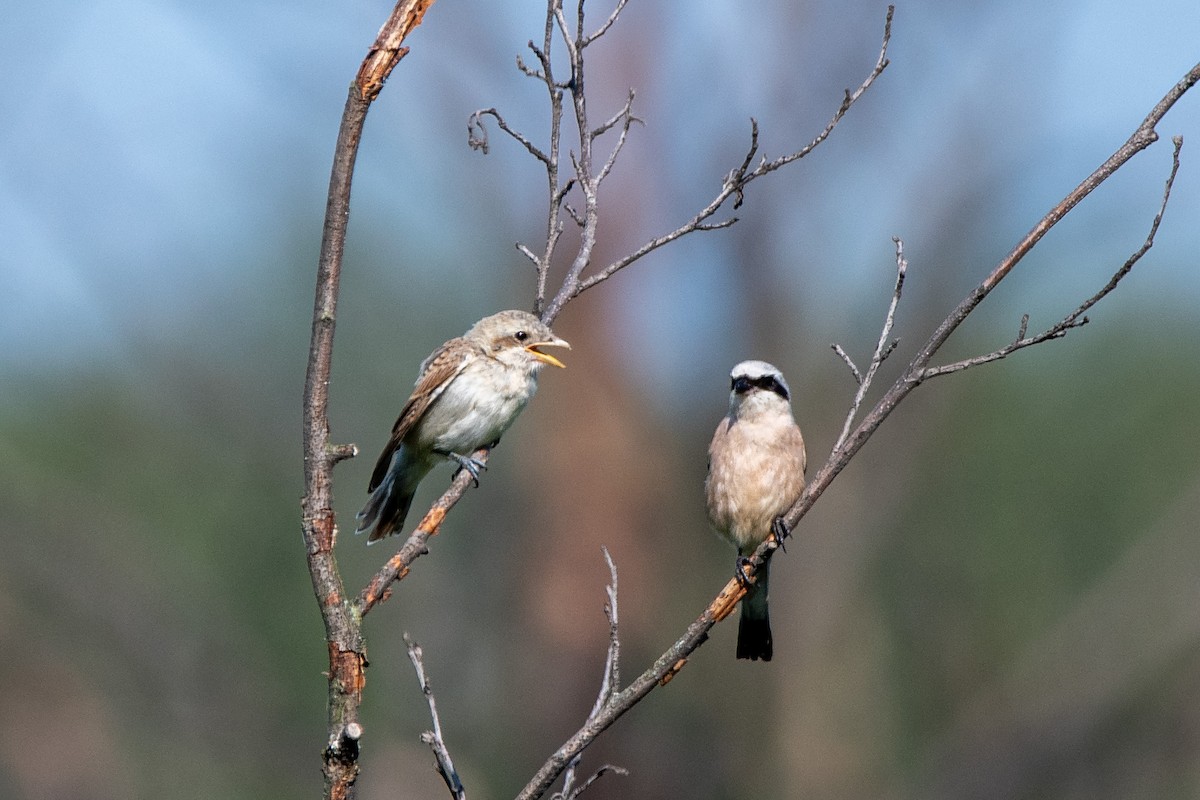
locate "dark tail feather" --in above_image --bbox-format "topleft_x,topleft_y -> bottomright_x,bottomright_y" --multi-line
356,470 -> 416,544
736,604 -> 773,661
736,559 -> 772,661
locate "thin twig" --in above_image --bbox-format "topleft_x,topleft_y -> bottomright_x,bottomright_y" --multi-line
777,65 -> 1199,539
831,344 -> 863,385
921,136 -> 1184,379
468,108 -> 551,164
560,765 -> 630,800
405,635 -> 467,800
594,91 -> 641,186
549,6 -> 895,317
831,237 -> 907,454
556,548 -> 624,798
582,0 -> 630,46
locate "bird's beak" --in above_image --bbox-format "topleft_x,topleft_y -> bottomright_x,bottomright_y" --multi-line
526,336 -> 570,369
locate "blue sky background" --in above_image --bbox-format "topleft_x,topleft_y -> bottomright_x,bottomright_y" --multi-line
2,0 -> 1197,379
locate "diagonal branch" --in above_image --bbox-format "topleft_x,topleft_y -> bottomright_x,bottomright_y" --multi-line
517,563 -> 759,800
921,136 -> 1183,379
593,90 -> 642,185
779,63 -> 1199,536
471,3 -> 893,327
356,447 -> 490,616
582,0 -> 630,46
469,108 -> 552,164
518,58 -> 1197,800
551,6 -> 894,316
733,5 -> 893,186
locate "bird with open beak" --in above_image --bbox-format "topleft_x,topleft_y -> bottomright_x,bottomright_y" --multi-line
356,309 -> 570,543
705,360 -> 807,661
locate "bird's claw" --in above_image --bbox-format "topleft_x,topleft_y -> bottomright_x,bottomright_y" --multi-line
734,556 -> 755,590
771,516 -> 791,553
447,452 -> 487,487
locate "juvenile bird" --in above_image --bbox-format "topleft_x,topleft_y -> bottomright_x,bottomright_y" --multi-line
356,310 -> 569,543
705,360 -> 807,661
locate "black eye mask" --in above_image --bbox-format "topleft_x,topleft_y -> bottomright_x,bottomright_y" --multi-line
731,374 -> 790,401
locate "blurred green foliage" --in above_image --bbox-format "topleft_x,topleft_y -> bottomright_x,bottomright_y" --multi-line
3,305 -> 1198,799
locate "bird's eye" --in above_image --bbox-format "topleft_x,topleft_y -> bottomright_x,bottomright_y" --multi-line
514,330 -> 529,342
761,376 -> 790,401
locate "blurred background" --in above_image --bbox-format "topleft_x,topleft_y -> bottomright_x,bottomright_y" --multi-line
3,1 -> 1199,798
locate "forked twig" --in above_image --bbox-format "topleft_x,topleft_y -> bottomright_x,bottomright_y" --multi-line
921,136 -> 1183,379
405,635 -> 467,800
553,548 -> 627,799
831,237 -> 907,454
469,4 -> 894,324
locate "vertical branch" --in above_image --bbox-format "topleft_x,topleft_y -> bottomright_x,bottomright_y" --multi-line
534,1 -> 566,314
302,79 -> 370,800
557,548 -> 624,798
830,237 -> 906,453
301,2 -> 436,798
542,1 -> 602,325
405,635 -> 467,799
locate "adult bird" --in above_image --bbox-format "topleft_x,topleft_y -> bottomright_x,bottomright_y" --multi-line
705,360 -> 807,661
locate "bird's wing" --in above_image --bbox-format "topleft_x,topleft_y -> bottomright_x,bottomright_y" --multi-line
705,415 -> 731,473
367,338 -> 473,492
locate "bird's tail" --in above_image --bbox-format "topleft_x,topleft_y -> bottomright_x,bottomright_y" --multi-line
737,559 -> 773,661
356,450 -> 429,543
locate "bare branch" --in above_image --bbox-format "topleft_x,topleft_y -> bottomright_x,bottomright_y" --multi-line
517,242 -> 541,265
355,0 -> 437,102
693,218 -> 739,232
831,344 -> 863,385
556,548 -> 624,799
356,448 -> 490,616
582,0 -> 630,46
405,635 -> 467,800
553,8 -> 894,314
598,547 -> 621,703
778,65 -> 1199,541
591,90 -> 638,139
593,91 -> 642,186
475,4 -> 892,326
832,237 -> 907,454
469,108 -> 551,164
559,765 -> 629,800
564,203 -> 586,227
301,3 -> 436,797
516,53 -> 544,81
327,443 -> 359,465
734,7 -> 893,186
517,545 -> 776,800
729,118 -> 762,210
922,135 -> 1183,379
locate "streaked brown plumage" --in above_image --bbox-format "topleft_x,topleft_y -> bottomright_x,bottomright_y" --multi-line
356,310 -> 569,543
